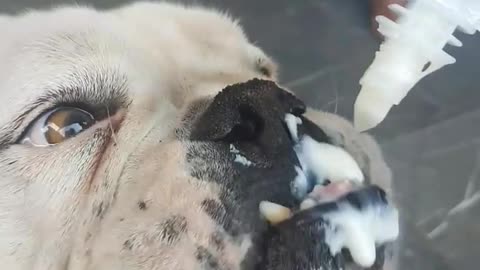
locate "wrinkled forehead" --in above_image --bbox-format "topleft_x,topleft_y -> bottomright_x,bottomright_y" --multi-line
0,4 -> 273,129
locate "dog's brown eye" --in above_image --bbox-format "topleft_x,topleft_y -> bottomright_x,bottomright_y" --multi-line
21,107 -> 95,146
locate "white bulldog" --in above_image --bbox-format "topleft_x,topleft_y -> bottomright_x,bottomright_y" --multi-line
0,2 -> 396,270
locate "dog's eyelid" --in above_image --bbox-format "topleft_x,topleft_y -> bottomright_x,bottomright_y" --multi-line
0,85 -> 128,146
19,106 -> 97,146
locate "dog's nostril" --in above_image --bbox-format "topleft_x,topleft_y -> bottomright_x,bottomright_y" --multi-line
223,105 -> 264,142
190,79 -> 306,142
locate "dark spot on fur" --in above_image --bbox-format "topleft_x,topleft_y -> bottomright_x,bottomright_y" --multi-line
95,202 -> 104,218
201,199 -> 238,236
0,141 -> 12,151
138,201 -> 147,210
119,218 -> 125,222
196,246 -> 220,270
85,233 -> 92,241
7,160 -> 17,165
202,199 -> 226,221
112,179 -> 121,202
160,215 -> 187,243
210,232 -> 225,251
123,239 -> 133,250
202,199 -> 224,219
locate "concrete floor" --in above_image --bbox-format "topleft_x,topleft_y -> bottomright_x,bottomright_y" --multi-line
2,0 -> 480,269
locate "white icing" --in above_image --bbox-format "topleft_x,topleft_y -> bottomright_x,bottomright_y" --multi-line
295,136 -> 364,184
323,203 -> 399,268
284,113 -> 364,186
291,166 -> 309,199
234,155 -> 253,167
283,113 -> 398,267
230,144 -> 253,167
230,144 -> 239,153
284,113 -> 303,142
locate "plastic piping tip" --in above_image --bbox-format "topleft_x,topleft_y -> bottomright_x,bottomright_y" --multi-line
353,87 -> 392,132
354,108 -> 383,132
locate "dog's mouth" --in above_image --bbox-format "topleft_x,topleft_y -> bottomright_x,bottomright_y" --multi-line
256,113 -> 399,269
188,79 -> 399,270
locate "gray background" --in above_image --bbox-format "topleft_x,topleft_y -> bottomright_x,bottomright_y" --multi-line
1,0 -> 480,269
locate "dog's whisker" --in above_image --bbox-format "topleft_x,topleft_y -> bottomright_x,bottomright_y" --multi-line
322,96 -> 345,113
428,191 -> 480,239
464,149 -> 480,199
106,106 -> 119,147
330,74 -> 340,114
284,66 -> 341,88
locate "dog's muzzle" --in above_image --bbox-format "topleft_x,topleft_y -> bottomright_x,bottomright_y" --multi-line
190,79 -> 306,167
188,79 -> 398,270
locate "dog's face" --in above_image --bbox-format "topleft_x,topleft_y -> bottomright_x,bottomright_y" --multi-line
0,2 -> 395,270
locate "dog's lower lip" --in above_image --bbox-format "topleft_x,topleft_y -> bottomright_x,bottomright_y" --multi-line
262,180 -> 383,230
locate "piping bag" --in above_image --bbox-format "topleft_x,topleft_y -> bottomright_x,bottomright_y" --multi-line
353,0 -> 480,132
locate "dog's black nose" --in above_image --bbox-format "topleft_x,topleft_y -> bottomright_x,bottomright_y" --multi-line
191,79 -> 305,141
190,79 -> 305,166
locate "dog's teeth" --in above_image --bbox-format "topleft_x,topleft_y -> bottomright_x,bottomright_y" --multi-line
300,198 -> 317,210
259,201 -> 292,224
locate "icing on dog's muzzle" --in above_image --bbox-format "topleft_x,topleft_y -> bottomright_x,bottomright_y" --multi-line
187,79 -> 399,270
261,185 -> 399,270
259,113 -> 399,270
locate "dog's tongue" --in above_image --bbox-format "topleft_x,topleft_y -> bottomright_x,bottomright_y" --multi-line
300,181 -> 354,209
259,181 -> 355,224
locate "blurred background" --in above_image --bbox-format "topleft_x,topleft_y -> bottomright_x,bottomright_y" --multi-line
1,0 -> 480,269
